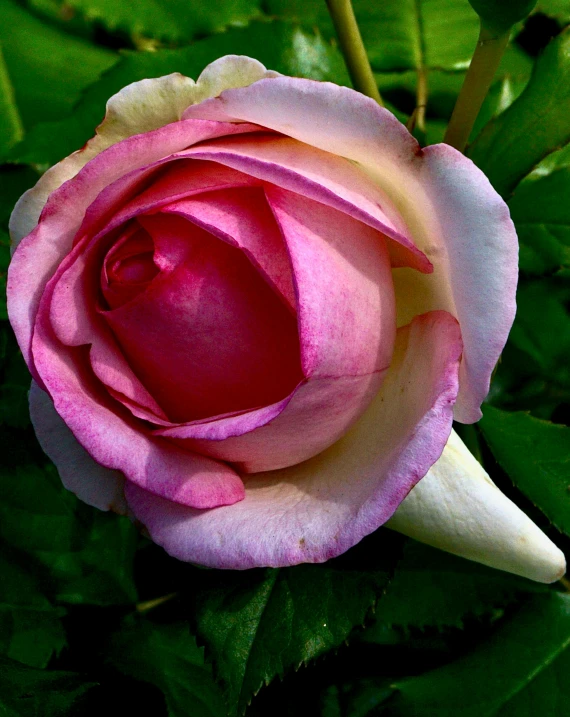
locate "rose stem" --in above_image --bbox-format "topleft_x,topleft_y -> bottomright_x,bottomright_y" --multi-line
444,22 -> 510,152
325,0 -> 384,105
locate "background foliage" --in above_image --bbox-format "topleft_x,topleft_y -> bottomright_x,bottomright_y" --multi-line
1,0 -> 570,714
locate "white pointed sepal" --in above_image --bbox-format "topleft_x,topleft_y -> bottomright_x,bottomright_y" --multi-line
386,429 -> 566,583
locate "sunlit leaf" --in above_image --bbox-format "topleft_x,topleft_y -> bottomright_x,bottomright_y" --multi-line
469,27 -> 570,196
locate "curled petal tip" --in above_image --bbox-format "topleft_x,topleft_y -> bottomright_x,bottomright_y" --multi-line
387,430 -> 567,584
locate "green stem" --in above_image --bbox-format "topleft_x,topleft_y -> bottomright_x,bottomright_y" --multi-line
325,0 -> 383,105
407,66 -> 428,134
444,22 -> 510,152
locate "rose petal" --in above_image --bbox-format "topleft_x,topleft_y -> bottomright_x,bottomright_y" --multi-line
179,133 -> 430,273
29,380 -> 128,514
387,430 -> 567,583
8,120 -> 261,377
9,56 -> 274,246
125,310 -> 462,568
32,240 -> 245,509
103,213 -> 303,422
184,77 -> 518,422
156,186 -> 396,470
161,186 -> 296,308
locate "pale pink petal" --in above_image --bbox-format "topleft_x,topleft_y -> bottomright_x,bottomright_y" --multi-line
266,186 -> 395,378
161,373 -> 388,473
7,119 -> 261,375
29,380 -> 128,515
184,78 -> 518,422
179,133 -> 430,272
77,159 -> 260,247
103,213 -> 303,422
9,56 -> 274,246
126,311 -> 462,568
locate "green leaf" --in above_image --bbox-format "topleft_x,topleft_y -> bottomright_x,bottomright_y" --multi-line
0,428 -> 138,605
533,0 -> 570,24
360,540 -> 546,635
9,19 -> 349,167
387,593 -> 570,716
509,159 -> 570,274
36,0 -> 263,46
0,44 -> 23,159
0,548 -> 66,669
0,0 -> 117,130
0,655 -> 96,717
191,530 -> 404,716
267,0 -> 480,73
106,614 -> 225,717
479,405 -> 570,538
0,166 -> 40,229
468,27 -> 570,197
507,279 -> 570,380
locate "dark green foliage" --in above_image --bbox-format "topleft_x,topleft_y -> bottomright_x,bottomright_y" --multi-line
0,429 -> 138,605
387,593 -> 570,716
105,614 -> 226,717
190,531 -> 404,715
0,1 -> 569,715
0,655 -> 96,717
480,406 -> 570,537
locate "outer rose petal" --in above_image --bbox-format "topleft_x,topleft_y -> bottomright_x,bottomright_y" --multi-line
9,56 -> 275,247
387,430 -> 567,583
32,232 -> 246,510
125,311 -> 462,568
184,77 -> 518,422
29,381 -> 127,515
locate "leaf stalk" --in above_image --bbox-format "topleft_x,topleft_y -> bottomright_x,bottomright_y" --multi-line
444,22 -> 510,152
325,0 -> 383,105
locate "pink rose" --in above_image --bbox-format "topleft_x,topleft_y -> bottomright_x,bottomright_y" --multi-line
7,57 -> 565,580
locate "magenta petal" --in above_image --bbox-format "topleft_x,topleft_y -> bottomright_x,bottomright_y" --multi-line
102,213 -> 303,422
161,186 -> 296,309
126,311 -> 462,568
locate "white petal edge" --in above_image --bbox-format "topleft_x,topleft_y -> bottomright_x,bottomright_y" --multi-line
386,429 -> 566,583
29,380 -> 127,514
9,56 -> 274,249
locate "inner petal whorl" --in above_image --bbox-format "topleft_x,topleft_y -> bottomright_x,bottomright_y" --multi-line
100,212 -> 304,423
101,223 -> 159,310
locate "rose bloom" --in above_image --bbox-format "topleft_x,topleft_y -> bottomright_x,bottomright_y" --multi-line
8,56 -> 565,581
